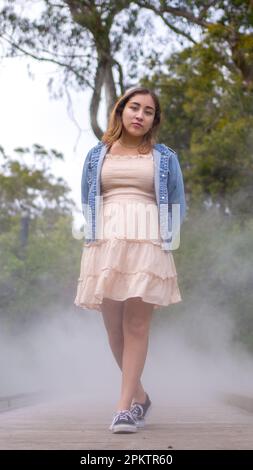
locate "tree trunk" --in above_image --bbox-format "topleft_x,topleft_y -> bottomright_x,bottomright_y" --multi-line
19,211 -> 30,252
90,54 -> 118,139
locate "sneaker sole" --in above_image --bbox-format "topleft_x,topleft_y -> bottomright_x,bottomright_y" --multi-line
111,424 -> 137,433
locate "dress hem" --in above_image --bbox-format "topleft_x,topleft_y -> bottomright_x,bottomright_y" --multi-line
74,294 -> 182,313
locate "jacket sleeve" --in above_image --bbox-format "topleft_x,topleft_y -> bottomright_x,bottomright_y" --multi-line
81,150 -> 92,225
167,152 -> 186,226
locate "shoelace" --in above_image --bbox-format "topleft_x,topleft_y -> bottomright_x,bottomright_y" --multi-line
131,403 -> 144,420
112,410 -> 134,425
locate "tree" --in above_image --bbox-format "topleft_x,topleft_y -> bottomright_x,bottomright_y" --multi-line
1,1 -> 252,138
141,25 -> 253,217
0,144 -> 75,252
0,144 -> 78,328
0,210 -> 81,330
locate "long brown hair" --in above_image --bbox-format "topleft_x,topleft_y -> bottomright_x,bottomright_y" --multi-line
102,86 -> 161,154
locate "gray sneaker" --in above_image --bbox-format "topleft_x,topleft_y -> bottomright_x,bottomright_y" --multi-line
109,410 -> 137,433
130,393 -> 151,428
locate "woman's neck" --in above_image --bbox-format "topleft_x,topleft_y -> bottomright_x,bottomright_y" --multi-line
119,133 -> 143,149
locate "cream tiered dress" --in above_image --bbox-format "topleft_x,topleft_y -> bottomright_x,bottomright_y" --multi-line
74,151 -> 182,312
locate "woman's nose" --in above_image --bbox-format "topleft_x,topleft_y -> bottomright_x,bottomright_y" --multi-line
136,110 -> 144,119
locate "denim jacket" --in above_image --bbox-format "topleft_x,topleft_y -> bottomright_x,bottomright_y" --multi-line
81,141 -> 186,251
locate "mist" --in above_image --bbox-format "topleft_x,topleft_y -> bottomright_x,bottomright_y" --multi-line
0,292 -> 252,409
1,207 -> 253,410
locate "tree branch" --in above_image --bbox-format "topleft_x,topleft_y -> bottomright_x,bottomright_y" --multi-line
0,33 -> 94,89
64,84 -> 85,153
112,58 -> 124,95
198,0 -> 219,20
89,57 -> 107,139
154,12 -> 197,44
134,0 -> 211,28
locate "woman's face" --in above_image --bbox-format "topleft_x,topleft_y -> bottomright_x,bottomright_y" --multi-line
121,93 -> 156,138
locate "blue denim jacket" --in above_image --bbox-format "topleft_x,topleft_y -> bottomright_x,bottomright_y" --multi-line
81,141 -> 186,251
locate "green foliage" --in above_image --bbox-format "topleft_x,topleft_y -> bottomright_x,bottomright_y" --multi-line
0,145 -> 74,222
0,213 -> 82,332
0,145 -> 80,332
142,32 -> 253,218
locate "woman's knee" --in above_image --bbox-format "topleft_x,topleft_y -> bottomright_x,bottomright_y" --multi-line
123,299 -> 153,337
125,318 -> 150,337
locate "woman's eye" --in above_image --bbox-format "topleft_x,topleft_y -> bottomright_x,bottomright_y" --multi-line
130,106 -> 153,115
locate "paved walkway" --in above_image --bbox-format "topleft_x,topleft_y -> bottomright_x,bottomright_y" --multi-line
0,394 -> 253,450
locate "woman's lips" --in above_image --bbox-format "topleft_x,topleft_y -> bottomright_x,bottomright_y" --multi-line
132,123 -> 143,128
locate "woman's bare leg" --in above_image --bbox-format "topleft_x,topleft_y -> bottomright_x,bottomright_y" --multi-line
116,297 -> 154,411
101,297 -> 146,404
101,297 -> 124,369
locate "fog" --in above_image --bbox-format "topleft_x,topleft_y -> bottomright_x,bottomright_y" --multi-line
1,298 -> 253,409
1,207 -> 253,410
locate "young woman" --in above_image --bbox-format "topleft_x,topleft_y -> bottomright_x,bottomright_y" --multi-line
74,86 -> 186,433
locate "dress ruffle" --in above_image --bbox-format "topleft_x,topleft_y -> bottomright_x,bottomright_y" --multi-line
74,238 -> 182,312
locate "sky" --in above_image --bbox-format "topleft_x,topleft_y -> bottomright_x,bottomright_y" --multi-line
0,55 -> 107,225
